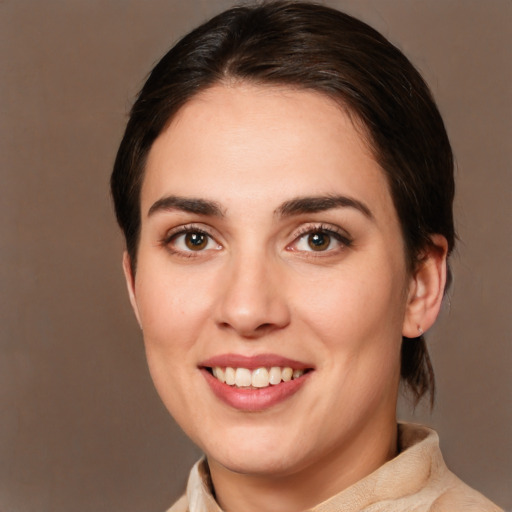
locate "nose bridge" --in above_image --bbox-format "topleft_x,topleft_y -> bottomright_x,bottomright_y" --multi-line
216,245 -> 290,337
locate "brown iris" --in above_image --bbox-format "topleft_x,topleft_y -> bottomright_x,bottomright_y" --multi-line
308,232 -> 331,251
185,232 -> 208,250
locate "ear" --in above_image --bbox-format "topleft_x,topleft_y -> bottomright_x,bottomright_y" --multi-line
122,251 -> 142,328
402,234 -> 449,338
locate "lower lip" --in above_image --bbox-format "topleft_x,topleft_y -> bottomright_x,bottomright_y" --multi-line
201,368 -> 311,412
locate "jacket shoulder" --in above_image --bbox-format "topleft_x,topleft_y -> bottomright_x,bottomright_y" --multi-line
430,477 -> 503,512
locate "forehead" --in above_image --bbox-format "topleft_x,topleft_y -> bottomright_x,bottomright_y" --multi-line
141,83 -> 392,220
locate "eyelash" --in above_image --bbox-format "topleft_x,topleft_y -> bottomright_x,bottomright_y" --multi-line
161,222 -> 352,257
290,223 -> 353,253
161,224 -> 219,258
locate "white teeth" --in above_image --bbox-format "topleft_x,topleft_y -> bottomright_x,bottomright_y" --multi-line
235,368 -> 252,387
269,366 -> 282,385
212,367 -> 225,383
225,367 -> 236,385
282,367 -> 293,382
252,368 -> 269,388
212,366 -> 307,388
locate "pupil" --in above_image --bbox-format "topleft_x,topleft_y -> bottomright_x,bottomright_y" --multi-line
308,232 -> 330,251
185,232 -> 207,250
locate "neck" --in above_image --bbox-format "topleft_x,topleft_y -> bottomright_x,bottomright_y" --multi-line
208,418 -> 398,512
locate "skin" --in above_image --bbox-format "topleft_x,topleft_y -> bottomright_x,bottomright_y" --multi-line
124,84 -> 447,512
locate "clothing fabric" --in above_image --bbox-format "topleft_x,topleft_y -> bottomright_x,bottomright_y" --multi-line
167,423 -> 502,512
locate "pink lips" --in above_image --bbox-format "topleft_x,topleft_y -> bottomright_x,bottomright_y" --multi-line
200,353 -> 311,370
199,353 -> 313,412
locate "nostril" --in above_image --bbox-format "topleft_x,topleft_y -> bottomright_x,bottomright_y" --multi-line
216,319 -> 283,338
256,323 -> 273,331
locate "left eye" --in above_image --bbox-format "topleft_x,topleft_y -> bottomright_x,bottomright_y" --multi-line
170,231 -> 219,252
294,230 -> 347,252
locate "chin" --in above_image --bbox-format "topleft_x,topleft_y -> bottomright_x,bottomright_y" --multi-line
210,448 -> 301,477
196,424 -> 300,476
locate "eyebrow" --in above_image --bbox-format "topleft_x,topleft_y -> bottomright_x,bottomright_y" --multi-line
147,194 -> 372,220
275,195 -> 373,219
147,195 -> 224,217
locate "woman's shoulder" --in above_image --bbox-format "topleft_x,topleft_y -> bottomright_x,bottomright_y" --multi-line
397,423 -> 503,511
429,475 -> 502,511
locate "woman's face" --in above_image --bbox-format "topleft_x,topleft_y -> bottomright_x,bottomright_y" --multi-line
126,84 -> 416,478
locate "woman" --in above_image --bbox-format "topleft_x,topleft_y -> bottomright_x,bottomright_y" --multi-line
111,2 -> 501,511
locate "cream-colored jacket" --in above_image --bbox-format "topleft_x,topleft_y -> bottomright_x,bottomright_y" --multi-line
167,423 -> 502,512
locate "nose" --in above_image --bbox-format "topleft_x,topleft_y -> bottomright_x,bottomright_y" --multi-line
215,253 -> 291,338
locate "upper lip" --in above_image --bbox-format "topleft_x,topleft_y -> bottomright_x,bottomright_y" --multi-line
199,353 -> 313,370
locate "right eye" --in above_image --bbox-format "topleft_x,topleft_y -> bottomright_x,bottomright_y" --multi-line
164,226 -> 222,256
165,228 -> 222,254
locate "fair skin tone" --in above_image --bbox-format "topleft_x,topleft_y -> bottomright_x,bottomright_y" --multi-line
124,84 -> 447,512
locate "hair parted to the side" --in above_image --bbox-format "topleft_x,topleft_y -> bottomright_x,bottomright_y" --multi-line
111,0 -> 455,407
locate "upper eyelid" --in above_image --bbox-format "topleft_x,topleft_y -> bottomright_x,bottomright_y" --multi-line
289,223 -> 353,252
163,223 -> 218,241
291,222 -> 351,239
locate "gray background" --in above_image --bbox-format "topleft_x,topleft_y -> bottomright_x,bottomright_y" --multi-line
1,1 -> 510,511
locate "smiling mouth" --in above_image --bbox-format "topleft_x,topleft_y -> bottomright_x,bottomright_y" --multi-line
206,366 -> 311,389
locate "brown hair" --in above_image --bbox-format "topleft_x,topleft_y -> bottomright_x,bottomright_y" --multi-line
111,1 -> 455,406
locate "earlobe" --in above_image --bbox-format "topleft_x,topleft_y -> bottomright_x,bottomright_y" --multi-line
122,252 -> 142,328
402,235 -> 448,338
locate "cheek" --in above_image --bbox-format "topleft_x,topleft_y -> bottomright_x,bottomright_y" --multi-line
134,263 -> 217,353
136,285 -> 190,396
298,265 -> 405,329
133,264 -> 217,422
292,262 -> 407,369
